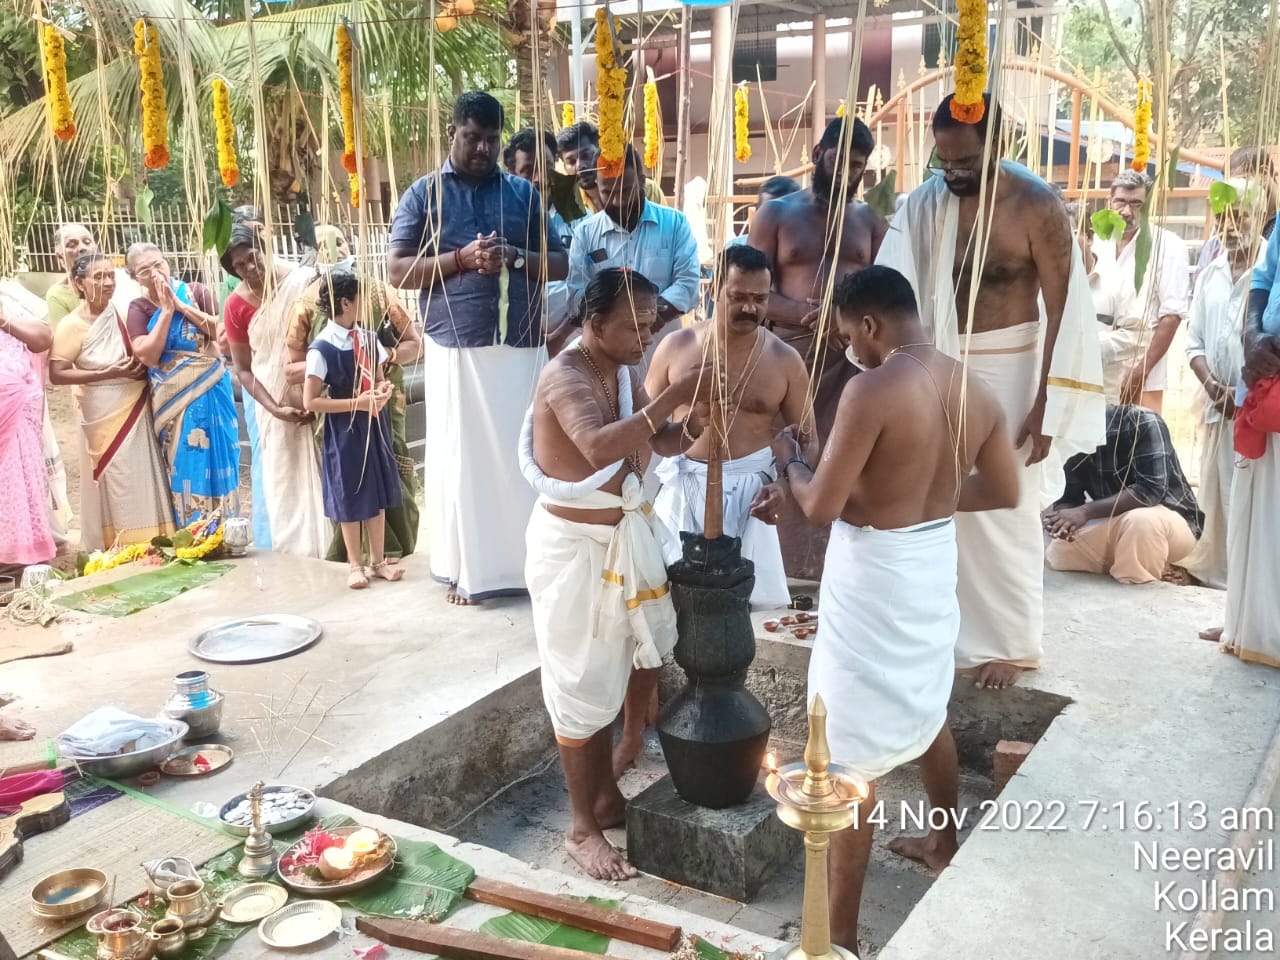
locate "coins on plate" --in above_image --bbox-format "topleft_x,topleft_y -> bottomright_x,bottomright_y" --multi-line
220,785 -> 314,831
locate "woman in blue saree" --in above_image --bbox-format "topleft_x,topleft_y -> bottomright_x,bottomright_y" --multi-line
125,243 -> 241,525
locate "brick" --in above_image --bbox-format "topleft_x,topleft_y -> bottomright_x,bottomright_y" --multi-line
993,740 -> 1034,793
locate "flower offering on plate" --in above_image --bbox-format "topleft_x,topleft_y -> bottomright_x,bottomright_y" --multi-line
277,825 -> 396,894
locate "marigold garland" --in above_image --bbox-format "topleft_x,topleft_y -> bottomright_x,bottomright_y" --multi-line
643,79 -> 660,169
337,24 -> 358,174
211,79 -> 239,188
733,84 -> 752,163
594,8 -> 627,178
349,172 -> 360,207
134,19 -> 169,169
950,0 -> 987,124
1132,80 -> 1152,173
835,101 -> 846,118
42,26 -> 75,143
562,102 -> 575,129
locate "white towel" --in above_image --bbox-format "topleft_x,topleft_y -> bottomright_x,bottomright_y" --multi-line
810,517 -> 958,782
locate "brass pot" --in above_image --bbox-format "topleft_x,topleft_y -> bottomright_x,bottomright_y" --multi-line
94,909 -> 154,960
163,878 -> 217,938
149,918 -> 187,959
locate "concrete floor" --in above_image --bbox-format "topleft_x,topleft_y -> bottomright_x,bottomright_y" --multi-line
3,553 -> 1279,960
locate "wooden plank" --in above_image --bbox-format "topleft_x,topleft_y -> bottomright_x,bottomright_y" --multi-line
355,918 -> 633,960
465,876 -> 682,952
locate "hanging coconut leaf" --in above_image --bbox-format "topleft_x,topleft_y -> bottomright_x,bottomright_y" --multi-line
135,184 -> 155,230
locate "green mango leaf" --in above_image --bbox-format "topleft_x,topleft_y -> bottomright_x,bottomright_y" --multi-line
135,185 -> 155,230
1165,147 -> 1181,189
202,198 -> 234,254
1091,209 -> 1127,242
479,897 -> 620,953
172,529 -> 195,548
548,169 -> 587,223
864,170 -> 898,219
1209,180 -> 1240,216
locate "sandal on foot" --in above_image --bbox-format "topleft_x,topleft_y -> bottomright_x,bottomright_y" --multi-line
348,565 -> 369,590
370,560 -> 404,582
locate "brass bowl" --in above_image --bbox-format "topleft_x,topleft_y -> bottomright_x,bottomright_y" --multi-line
30,867 -> 109,920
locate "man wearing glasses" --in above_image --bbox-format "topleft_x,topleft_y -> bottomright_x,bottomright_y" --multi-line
872,91 -> 1106,869
1090,170 -> 1191,413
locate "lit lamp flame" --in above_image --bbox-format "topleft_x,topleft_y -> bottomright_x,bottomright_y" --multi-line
765,752 -> 778,773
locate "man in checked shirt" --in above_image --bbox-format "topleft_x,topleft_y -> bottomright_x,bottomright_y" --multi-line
1042,403 -> 1204,583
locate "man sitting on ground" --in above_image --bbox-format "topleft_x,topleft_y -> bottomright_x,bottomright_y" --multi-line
1043,403 -> 1203,583
773,265 -> 1018,953
521,268 -> 709,881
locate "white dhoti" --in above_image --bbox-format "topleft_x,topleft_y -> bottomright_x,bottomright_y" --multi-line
877,171 -> 1107,670
425,340 -> 543,599
810,518 -> 959,781
1179,417 -> 1236,589
652,447 -> 790,610
1222,435 -> 1280,669
952,323 -> 1046,669
519,368 -> 678,741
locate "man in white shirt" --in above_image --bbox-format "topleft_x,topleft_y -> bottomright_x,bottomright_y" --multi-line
1091,170 -> 1191,414
1180,184 -> 1262,590
566,145 -> 701,362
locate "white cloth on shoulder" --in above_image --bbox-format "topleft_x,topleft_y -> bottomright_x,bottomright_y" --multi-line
810,517 -> 959,782
519,359 -> 679,742
876,170 -> 1106,472
653,447 -> 790,610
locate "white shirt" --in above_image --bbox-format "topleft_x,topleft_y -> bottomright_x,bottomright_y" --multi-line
1092,225 -> 1191,390
304,320 -> 387,382
566,200 -> 701,323
1186,252 -> 1251,424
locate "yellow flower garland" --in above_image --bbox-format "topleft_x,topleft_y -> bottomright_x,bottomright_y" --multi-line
951,0 -> 987,124
734,83 -> 751,163
42,26 -> 75,143
562,101 -> 575,129
594,8 -> 626,178
835,101 -> 846,119
349,172 -> 360,207
1132,80 -> 1152,173
212,79 -> 238,188
134,19 -> 169,169
337,24 -> 358,174
643,79 -> 660,169
175,528 -> 223,560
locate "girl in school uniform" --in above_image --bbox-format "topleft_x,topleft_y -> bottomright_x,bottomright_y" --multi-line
302,270 -> 405,589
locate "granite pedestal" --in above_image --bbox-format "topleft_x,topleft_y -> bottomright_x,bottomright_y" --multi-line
626,775 -> 794,902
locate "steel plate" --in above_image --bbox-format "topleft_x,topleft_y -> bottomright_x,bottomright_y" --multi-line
189,615 -> 322,665
257,900 -> 342,948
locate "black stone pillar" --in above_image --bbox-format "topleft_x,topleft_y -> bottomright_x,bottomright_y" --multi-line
657,532 -> 772,808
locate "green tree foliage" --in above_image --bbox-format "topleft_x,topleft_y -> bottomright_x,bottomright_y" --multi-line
1059,0 -> 1274,149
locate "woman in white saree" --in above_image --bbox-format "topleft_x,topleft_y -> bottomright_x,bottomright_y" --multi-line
48,254 -> 175,550
222,229 -> 329,558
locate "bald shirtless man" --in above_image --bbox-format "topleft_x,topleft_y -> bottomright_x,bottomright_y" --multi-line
875,93 -> 1103,871
521,268 -> 710,880
749,116 -> 888,580
773,265 -> 1019,951
647,242 -> 810,612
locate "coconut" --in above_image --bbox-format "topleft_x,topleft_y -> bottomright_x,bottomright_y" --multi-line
318,846 -> 356,880
346,827 -> 381,856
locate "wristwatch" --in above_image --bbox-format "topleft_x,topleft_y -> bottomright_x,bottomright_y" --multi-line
510,250 -> 526,270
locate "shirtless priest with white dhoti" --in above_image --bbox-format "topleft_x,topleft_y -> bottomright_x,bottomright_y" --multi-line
774,266 -> 1020,953
877,92 -> 1106,694
646,244 -> 811,612
521,268 -> 710,881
